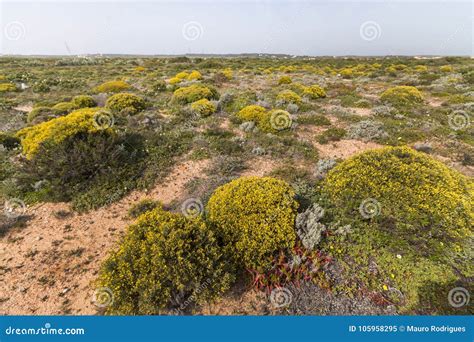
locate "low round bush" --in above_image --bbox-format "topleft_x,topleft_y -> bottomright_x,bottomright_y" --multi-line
0,83 -> 17,92
276,89 -> 302,105
321,146 -> 473,313
258,109 -> 292,133
27,106 -> 54,124
72,95 -> 96,108
168,77 -> 182,85
175,71 -> 189,80
303,85 -> 327,99
191,98 -> 216,117
236,105 -> 267,122
207,176 -> 299,271
93,80 -> 130,93
98,208 -> 234,314
52,102 -> 77,115
187,70 -> 202,81
323,146 -> 472,253
105,93 -> 146,115
0,132 -> 20,150
19,130 -> 143,204
440,65 -> 454,73
151,80 -> 167,92
380,86 -> 424,108
278,76 -> 292,85
16,107 -> 102,159
171,84 -> 219,104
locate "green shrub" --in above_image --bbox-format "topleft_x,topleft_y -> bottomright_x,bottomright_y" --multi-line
317,127 -> 346,144
190,98 -> 216,117
27,106 -> 53,124
236,105 -> 267,122
276,90 -> 302,105
303,85 -> 326,99
52,102 -> 77,115
98,208 -> 234,314
72,95 -> 96,108
206,176 -> 298,271
171,84 -> 219,104
298,114 -> 331,126
0,132 -> 20,150
380,86 -> 424,108
93,80 -> 131,93
151,80 -> 167,92
105,93 -> 146,115
18,131 -> 144,205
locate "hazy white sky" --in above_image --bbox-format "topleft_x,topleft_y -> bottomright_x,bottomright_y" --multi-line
0,0 -> 472,56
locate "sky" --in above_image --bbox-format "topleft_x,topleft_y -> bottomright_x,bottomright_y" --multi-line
0,0 -> 472,56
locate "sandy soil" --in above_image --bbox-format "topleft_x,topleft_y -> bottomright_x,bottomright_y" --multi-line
315,140 -> 383,159
0,159 -> 210,315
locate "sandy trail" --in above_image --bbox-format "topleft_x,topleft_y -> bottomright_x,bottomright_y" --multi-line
0,159 -> 210,315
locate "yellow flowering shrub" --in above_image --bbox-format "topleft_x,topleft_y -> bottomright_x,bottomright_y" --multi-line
168,77 -> 182,85
187,70 -> 202,81
440,65 -> 454,73
303,85 -> 327,99
105,93 -> 146,115
258,109 -> 292,134
191,98 -> 216,117
133,66 -> 146,72
97,207 -> 234,314
0,83 -> 17,92
340,68 -> 354,79
324,146 -> 473,253
93,80 -> 131,93
171,84 -> 219,104
278,76 -> 292,85
207,176 -> 298,271
321,146 -> 473,313
276,89 -> 302,105
16,107 -> 102,159
175,71 -> 189,80
236,105 -> 267,122
380,86 -> 424,108
414,65 -> 428,73
221,68 -> 233,80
